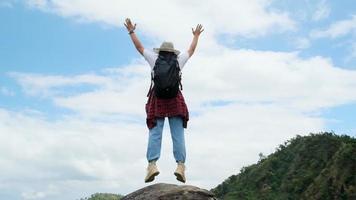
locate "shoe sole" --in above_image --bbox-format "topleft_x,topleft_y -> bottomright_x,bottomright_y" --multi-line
145,171 -> 160,183
174,172 -> 186,183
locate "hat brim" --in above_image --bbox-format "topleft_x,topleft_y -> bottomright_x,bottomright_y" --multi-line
153,48 -> 180,55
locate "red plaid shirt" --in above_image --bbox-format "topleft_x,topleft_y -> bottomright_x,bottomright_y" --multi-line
145,89 -> 189,129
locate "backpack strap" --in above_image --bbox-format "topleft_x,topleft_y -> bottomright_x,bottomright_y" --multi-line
177,61 -> 183,91
147,55 -> 162,97
146,71 -> 154,97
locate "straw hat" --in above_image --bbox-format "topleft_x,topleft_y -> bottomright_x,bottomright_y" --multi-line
153,41 -> 180,55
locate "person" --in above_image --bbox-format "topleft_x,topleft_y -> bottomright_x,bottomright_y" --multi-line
124,18 -> 203,183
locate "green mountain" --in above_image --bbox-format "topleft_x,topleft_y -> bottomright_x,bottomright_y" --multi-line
211,132 -> 356,200
79,193 -> 123,200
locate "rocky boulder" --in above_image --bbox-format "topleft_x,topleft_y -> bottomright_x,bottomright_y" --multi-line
121,183 -> 218,200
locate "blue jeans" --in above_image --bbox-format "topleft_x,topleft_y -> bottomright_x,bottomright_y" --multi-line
146,117 -> 186,163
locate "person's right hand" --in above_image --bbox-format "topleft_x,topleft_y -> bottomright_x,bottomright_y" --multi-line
124,18 -> 136,32
192,24 -> 204,37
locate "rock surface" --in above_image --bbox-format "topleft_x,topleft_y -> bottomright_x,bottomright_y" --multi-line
121,183 -> 218,200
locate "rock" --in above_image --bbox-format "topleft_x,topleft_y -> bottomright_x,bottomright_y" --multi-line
121,183 -> 218,200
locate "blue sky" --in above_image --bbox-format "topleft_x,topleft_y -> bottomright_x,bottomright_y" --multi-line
0,0 -> 356,199
0,3 -> 133,73
1,1 -> 355,135
0,3 -> 136,119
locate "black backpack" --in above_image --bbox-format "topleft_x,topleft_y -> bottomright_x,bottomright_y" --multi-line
148,52 -> 182,99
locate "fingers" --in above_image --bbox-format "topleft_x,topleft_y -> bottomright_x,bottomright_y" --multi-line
198,24 -> 203,30
125,18 -> 138,31
192,24 -> 204,35
125,18 -> 133,26
198,24 -> 204,33
124,18 -> 130,27
193,24 -> 203,30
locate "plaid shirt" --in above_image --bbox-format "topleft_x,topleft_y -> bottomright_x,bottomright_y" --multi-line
145,89 -> 189,129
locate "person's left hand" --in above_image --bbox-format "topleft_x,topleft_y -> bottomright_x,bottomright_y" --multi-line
124,18 -> 136,32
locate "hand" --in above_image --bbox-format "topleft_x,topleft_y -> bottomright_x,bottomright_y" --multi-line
192,24 -> 204,37
124,18 -> 136,32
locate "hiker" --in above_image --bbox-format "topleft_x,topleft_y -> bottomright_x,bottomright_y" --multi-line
124,18 -> 203,183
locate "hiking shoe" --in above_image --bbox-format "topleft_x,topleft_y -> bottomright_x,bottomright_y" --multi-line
174,162 -> 186,183
144,161 -> 160,183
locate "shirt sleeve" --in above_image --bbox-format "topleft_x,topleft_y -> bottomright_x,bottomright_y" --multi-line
177,51 -> 190,70
143,49 -> 158,69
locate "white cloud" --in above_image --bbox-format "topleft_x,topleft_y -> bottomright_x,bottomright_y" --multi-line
0,108 -> 147,199
0,100 -> 324,199
23,0 -> 295,46
309,15 -> 356,64
311,15 -> 356,38
11,49 -> 356,116
3,1 -> 356,199
6,47 -> 356,199
312,0 -> 330,21
183,49 -> 356,112
9,72 -> 112,97
22,191 -> 46,200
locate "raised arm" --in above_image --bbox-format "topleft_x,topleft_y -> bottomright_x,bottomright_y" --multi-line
188,24 -> 204,57
124,18 -> 144,55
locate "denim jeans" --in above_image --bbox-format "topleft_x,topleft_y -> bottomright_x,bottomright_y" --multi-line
146,116 -> 186,163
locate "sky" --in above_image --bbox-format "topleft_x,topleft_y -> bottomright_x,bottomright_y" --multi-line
0,0 -> 356,199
